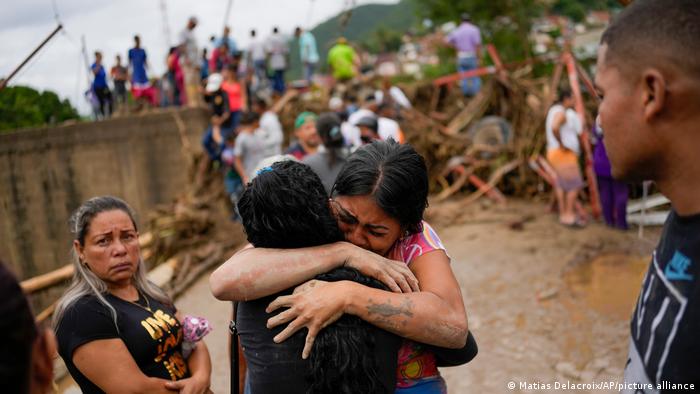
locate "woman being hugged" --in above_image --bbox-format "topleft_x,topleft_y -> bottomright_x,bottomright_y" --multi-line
54,196 -> 211,394
211,140 -> 469,393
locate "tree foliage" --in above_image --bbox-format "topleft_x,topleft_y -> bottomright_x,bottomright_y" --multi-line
0,85 -> 80,133
360,26 -> 404,54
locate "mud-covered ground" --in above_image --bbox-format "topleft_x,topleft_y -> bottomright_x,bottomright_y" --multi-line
59,198 -> 660,393
429,198 -> 658,393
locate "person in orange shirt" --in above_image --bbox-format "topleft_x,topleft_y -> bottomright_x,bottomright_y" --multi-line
221,64 -> 247,131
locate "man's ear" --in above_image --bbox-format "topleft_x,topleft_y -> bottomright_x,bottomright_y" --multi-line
642,68 -> 667,121
30,328 -> 56,394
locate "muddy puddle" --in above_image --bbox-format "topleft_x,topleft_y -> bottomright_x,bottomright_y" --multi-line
563,253 -> 649,321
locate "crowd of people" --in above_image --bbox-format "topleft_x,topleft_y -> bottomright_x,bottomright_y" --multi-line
4,1 -> 700,394
87,17 -> 328,120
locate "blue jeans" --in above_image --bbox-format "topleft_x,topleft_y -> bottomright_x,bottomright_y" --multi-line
457,56 -> 481,97
304,62 -> 317,83
271,69 -> 286,94
201,125 -> 234,161
253,59 -> 267,88
395,376 -> 447,394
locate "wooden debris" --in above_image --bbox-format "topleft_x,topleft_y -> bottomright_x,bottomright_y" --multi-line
444,81 -> 493,136
21,264 -> 73,295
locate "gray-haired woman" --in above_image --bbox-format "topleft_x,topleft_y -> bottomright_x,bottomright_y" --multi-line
53,196 -> 212,394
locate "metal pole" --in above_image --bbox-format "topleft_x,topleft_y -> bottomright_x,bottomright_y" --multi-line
80,35 -> 92,87
0,24 -> 63,91
160,0 -> 172,48
223,0 -> 234,32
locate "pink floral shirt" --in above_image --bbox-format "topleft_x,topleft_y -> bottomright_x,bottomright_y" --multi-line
387,221 -> 448,389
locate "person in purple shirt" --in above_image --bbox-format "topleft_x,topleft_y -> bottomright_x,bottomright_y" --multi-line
592,119 -> 628,230
446,13 -> 483,97
128,35 -> 149,87
91,51 -> 112,118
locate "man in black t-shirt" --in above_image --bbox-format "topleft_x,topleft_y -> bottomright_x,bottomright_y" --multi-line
235,160 -> 401,393
595,1 -> 700,392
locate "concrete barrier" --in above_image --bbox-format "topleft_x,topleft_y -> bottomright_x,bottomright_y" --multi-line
0,107 -> 209,282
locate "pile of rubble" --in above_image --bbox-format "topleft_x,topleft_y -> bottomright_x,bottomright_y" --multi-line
139,115 -> 245,297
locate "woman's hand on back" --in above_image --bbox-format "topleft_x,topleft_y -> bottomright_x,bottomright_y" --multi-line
266,280 -> 350,359
341,242 -> 420,293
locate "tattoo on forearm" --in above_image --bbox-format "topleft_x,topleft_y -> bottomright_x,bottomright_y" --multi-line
365,297 -> 466,346
366,298 -> 414,318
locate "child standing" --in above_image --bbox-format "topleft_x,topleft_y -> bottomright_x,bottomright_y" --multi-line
201,73 -> 233,162
233,112 -> 265,185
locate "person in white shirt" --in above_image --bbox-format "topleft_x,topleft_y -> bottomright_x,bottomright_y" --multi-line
294,27 -> 319,84
265,27 -> 289,94
178,16 -> 201,107
545,90 -> 585,227
252,98 -> 283,158
248,29 -> 267,90
345,96 -> 405,147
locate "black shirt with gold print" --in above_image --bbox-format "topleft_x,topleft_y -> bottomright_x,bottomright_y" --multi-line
56,292 -> 189,394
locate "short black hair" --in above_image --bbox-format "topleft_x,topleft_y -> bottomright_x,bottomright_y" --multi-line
134,35 -> 140,41
239,111 -> 260,127
237,160 -> 342,248
332,140 -> 428,234
601,0 -> 700,76
252,97 -> 268,110
558,89 -> 572,103
250,29 -> 256,36
273,26 -> 279,33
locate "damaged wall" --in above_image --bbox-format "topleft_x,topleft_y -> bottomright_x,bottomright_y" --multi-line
0,108 -> 209,280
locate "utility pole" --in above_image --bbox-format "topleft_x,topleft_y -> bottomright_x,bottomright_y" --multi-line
0,24 -> 63,91
223,0 -> 234,32
80,35 -> 92,87
160,0 -> 172,48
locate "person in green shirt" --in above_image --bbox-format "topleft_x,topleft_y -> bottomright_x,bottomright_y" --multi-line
327,37 -> 358,82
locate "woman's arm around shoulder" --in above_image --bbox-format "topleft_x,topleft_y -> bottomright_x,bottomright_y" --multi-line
209,241 -> 418,301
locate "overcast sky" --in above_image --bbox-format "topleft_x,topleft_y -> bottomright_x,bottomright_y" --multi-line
0,0 -> 397,114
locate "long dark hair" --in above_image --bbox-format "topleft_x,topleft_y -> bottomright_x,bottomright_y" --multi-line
332,140 -> 428,234
308,268 -> 390,394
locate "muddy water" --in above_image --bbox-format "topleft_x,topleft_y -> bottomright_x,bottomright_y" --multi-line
564,253 -> 649,321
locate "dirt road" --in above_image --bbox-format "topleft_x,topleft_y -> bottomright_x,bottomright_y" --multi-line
429,198 -> 656,393
59,198 -> 658,393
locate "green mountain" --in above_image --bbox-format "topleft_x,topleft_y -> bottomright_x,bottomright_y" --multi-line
288,0 -> 418,79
